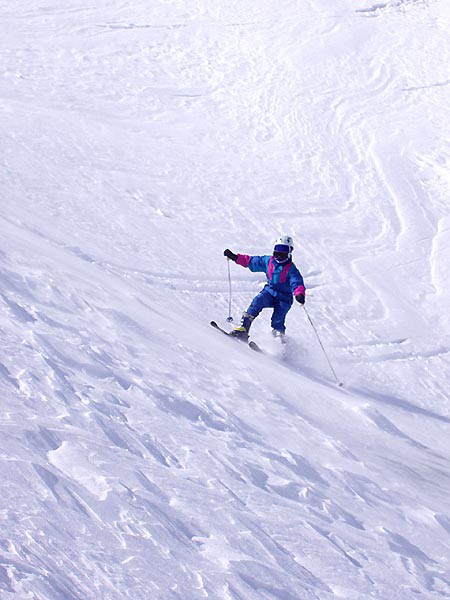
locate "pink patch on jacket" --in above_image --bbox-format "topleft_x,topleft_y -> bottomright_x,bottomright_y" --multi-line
267,256 -> 275,279
280,262 -> 293,283
294,284 -> 305,296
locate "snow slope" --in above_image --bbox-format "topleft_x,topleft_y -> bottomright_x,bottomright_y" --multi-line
1,0 -> 450,598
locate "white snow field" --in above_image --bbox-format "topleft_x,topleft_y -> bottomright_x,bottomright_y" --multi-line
1,0 -> 450,598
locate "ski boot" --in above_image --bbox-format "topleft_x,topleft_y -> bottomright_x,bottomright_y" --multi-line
272,329 -> 287,344
229,326 -> 248,340
229,312 -> 254,340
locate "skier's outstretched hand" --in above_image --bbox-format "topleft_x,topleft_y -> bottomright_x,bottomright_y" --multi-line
295,293 -> 305,305
224,249 -> 238,262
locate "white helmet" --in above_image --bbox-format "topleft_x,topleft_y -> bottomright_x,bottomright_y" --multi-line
274,235 -> 294,251
273,235 -> 294,263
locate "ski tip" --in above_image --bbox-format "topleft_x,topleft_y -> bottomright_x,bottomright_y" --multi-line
248,340 -> 263,353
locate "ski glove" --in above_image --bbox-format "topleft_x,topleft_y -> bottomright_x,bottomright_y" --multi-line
224,249 -> 238,262
295,293 -> 305,305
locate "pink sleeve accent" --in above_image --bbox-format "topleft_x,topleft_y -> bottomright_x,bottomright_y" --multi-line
294,285 -> 305,296
236,254 -> 251,267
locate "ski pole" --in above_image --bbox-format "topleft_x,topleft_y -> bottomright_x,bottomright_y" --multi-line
226,258 -> 233,322
303,306 -> 343,387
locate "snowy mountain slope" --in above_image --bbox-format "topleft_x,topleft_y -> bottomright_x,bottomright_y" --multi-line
1,0 -> 450,598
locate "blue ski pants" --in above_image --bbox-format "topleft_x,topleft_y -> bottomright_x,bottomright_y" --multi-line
247,288 -> 292,333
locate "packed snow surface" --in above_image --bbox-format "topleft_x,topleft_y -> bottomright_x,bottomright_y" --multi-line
1,0 -> 450,598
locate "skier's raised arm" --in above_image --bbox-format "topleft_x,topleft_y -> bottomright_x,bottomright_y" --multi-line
223,249 -> 268,272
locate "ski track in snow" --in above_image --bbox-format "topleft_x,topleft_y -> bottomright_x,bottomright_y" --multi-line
1,0 -> 450,598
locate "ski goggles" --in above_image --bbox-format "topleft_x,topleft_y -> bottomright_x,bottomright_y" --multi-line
273,251 -> 289,261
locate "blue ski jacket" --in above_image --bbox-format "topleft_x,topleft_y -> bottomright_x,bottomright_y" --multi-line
236,254 -> 305,303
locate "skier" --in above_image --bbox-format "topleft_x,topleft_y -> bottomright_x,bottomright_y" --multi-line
223,235 -> 305,339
